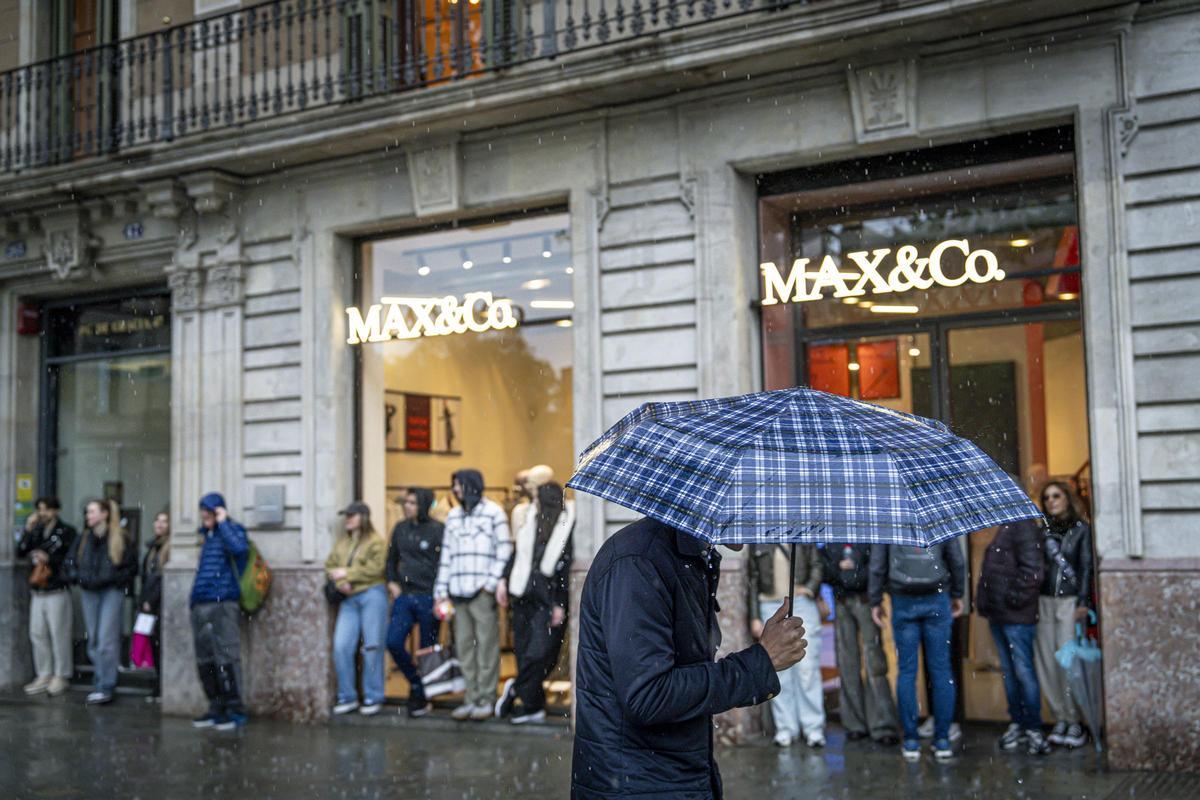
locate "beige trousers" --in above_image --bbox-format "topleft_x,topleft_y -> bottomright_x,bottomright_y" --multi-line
1034,595 -> 1080,724
30,589 -> 74,679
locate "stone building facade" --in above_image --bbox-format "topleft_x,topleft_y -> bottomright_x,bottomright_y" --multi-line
0,0 -> 1198,772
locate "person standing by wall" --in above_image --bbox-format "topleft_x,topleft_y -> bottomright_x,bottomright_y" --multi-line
1036,481 -> 1094,749
870,542 -> 966,762
434,469 -> 513,721
385,488 -> 444,718
18,497 -> 77,697
977,517 -> 1049,755
327,501 -> 389,716
190,493 -> 249,731
819,543 -> 899,745
496,481 -> 574,725
749,543 -> 826,748
66,498 -> 137,705
138,511 -> 170,683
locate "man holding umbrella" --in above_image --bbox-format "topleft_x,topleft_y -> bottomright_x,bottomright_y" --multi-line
567,389 -> 1042,797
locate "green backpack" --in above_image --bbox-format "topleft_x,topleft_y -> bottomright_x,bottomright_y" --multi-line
230,540 -> 272,615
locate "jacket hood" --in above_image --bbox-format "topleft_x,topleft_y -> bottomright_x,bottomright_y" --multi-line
408,487 -> 436,523
452,469 -> 485,513
198,492 -> 226,513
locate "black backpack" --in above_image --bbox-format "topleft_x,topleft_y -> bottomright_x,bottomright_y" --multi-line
888,544 -> 947,592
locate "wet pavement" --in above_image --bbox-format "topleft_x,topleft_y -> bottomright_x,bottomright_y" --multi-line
0,694 -> 1126,799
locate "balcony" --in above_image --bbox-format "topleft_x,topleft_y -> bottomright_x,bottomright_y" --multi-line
0,0 -> 812,176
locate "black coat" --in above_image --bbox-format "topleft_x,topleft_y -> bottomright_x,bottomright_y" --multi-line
572,519 -> 779,800
17,518 -> 77,592
139,540 -> 167,614
976,519 -> 1044,626
66,528 -> 137,593
1041,518 -> 1094,607
818,543 -> 873,598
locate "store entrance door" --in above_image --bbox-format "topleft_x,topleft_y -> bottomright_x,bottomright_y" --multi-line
797,312 -> 1091,723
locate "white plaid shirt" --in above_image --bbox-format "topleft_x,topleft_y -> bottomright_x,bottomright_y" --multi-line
434,499 -> 514,600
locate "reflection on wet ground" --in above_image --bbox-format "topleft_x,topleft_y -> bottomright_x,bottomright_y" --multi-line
0,696 -> 1123,799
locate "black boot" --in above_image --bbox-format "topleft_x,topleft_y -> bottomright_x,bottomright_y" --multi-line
191,664 -> 221,728
407,681 -> 431,718
213,664 -> 247,730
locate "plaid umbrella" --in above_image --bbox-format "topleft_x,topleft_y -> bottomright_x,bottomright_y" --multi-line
567,387 -> 1041,548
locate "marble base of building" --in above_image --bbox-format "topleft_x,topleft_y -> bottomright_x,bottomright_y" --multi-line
161,567 -> 334,723
1099,560 -> 1200,772
0,564 -> 33,690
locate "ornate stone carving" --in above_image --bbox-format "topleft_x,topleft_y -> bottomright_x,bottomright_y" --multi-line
144,180 -> 189,219
167,267 -> 202,312
407,142 -> 460,216
1114,109 -> 1139,156
206,264 -> 244,308
678,178 -> 697,220
40,210 -> 99,282
848,60 -> 918,143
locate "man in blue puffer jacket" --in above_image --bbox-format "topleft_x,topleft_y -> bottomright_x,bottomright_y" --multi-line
190,492 -> 249,731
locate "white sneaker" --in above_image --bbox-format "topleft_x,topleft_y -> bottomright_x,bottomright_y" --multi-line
23,676 -> 51,695
85,691 -> 112,705
47,677 -> 70,696
512,709 -> 546,725
949,722 -> 962,742
805,733 -> 826,748
451,703 -> 476,721
358,703 -> 382,716
773,732 -> 794,747
332,701 -> 359,715
917,717 -> 934,738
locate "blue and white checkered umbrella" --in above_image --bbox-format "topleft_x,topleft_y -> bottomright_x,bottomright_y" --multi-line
567,387 -> 1041,548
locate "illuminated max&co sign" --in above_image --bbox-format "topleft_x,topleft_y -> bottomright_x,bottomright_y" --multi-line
346,292 -> 518,344
760,239 -> 1006,305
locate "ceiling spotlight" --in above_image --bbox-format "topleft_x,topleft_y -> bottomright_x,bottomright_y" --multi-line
1009,238 -> 1032,248
565,267 -> 574,275
909,348 -> 921,357
530,299 -> 575,310
521,278 -> 551,290
501,242 -> 512,264
1057,292 -> 1079,300
555,319 -> 573,328
541,235 -> 552,258
462,260 -> 474,270
418,266 -> 431,276
842,297 -> 860,305
502,256 -> 513,264
848,362 -> 861,372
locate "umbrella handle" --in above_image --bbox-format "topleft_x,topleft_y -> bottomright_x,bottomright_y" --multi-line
786,543 -> 797,619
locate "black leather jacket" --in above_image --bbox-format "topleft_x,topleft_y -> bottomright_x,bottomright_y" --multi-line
1040,518 -> 1093,607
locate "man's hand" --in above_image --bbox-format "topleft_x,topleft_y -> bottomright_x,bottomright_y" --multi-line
950,598 -> 965,619
871,605 -> 887,628
387,581 -> 402,600
495,579 -> 509,608
337,581 -> 352,594
30,549 -> 48,565
1073,605 -> 1089,623
214,506 -> 228,524
550,605 -> 566,628
758,599 -> 807,672
749,618 -> 764,640
328,567 -> 348,581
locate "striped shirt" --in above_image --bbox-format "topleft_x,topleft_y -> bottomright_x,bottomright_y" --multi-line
434,499 -> 514,600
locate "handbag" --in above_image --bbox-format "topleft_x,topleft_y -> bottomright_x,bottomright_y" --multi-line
323,539 -> 362,606
28,561 -> 51,589
416,644 -> 466,697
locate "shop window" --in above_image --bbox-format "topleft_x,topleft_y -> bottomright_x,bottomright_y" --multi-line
757,126 -> 1095,726
356,212 -> 574,708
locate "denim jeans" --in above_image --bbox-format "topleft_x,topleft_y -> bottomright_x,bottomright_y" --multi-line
891,592 -> 956,742
989,622 -> 1042,731
80,587 -> 124,693
385,593 -> 437,686
333,584 -> 388,705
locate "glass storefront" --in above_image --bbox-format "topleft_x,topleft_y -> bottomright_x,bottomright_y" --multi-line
40,290 -> 172,680
357,211 -> 574,708
757,127 -> 1094,722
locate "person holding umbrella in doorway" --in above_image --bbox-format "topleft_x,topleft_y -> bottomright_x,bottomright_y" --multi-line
567,388 -> 1040,797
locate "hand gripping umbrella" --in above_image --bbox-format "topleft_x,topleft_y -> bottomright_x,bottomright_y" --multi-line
566,387 -> 1042,615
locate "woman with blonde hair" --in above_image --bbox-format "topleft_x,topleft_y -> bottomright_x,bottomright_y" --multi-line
66,498 -> 137,705
327,501 -> 389,716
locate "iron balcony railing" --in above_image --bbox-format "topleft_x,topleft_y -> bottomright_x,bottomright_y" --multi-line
1,0 -> 802,175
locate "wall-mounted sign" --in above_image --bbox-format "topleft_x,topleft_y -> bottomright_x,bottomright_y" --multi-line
4,240 -> 26,260
384,390 -> 462,454
123,222 -> 144,241
346,292 -> 518,344
761,239 -> 1005,305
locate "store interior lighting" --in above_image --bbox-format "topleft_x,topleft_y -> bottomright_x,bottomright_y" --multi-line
1009,237 -> 1032,247
461,247 -> 474,270
848,362 -> 861,372
417,265 -> 431,276
870,304 -> 920,314
565,267 -> 574,274
530,299 -> 575,310
502,242 -> 512,264
555,319 -> 573,328
521,278 -> 551,290
909,348 -> 921,357
542,236 -> 552,258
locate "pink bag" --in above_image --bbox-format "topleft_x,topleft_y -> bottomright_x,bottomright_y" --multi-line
130,633 -> 155,670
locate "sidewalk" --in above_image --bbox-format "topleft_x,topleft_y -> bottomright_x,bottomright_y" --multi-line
1,692 -> 1188,799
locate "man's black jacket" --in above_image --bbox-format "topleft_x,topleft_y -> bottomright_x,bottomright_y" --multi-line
572,518 -> 780,800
